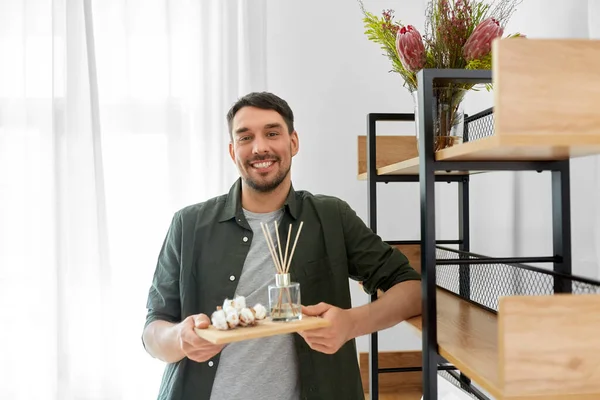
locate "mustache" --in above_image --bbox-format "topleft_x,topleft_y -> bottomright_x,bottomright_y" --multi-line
248,154 -> 280,163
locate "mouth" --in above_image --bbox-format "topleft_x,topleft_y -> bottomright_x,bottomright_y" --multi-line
249,160 -> 277,172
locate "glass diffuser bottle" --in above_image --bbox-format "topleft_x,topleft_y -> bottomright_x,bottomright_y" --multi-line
268,273 -> 301,322
260,220 -> 304,323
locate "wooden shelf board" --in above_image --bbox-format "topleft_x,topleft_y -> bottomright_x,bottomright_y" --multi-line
405,289 -> 600,400
357,134 -> 600,179
357,136 -> 418,177
357,157 -> 471,179
359,350 -> 422,393
405,288 -> 502,399
436,135 -> 600,161
498,294 -> 600,399
493,39 -> 600,142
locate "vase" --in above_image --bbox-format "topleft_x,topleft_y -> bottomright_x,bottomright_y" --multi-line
268,273 -> 301,322
411,85 -> 467,153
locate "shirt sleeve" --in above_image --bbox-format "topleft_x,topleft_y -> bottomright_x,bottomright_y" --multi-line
144,211 -> 183,329
340,200 -> 421,295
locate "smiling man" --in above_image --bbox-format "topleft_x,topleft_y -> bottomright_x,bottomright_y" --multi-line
228,104 -> 298,205
142,92 -> 422,400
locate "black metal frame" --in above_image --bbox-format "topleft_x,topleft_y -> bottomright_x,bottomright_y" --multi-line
364,68 -> 600,400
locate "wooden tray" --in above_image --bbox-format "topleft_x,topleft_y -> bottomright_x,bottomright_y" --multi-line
194,315 -> 331,345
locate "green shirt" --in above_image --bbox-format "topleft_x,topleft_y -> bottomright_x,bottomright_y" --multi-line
144,178 -> 421,400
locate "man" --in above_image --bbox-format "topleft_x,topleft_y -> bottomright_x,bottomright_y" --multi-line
142,92 -> 422,400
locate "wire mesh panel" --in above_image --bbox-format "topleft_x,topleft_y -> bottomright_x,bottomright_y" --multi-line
435,247 -> 600,312
465,108 -> 494,142
438,370 -> 489,400
573,281 -> 600,294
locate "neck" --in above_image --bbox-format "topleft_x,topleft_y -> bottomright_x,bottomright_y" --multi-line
241,178 -> 291,213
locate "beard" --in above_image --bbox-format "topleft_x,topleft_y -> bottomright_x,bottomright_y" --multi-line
243,154 -> 290,193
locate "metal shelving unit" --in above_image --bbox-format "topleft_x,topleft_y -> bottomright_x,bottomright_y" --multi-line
364,69 -> 600,400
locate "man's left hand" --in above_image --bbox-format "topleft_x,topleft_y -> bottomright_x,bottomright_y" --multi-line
298,302 -> 356,355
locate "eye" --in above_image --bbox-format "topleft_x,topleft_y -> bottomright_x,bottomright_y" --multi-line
267,132 -> 279,137
238,135 -> 251,142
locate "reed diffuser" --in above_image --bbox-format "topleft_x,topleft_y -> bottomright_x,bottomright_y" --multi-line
260,220 -> 303,322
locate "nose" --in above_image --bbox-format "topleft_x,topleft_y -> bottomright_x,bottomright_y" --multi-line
252,135 -> 269,154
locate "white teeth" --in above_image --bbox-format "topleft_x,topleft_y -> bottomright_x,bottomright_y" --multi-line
253,161 -> 273,169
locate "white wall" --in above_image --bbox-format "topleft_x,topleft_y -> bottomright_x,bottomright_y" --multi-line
265,0 -> 600,358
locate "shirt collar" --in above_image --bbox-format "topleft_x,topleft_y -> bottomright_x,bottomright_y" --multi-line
218,178 -> 299,222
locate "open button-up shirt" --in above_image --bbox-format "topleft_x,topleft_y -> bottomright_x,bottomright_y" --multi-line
144,178 -> 421,400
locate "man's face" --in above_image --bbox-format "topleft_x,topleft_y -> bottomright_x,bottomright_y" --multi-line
229,106 -> 299,193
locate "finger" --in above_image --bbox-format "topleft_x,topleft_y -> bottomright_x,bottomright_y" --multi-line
184,340 -> 221,357
183,332 -> 206,349
193,313 -> 210,329
302,328 -> 332,340
302,302 -> 331,316
301,332 -> 333,348
188,343 -> 224,354
183,325 -> 211,347
305,340 -> 334,354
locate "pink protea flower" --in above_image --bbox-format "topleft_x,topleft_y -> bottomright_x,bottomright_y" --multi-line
463,17 -> 504,61
395,25 -> 426,72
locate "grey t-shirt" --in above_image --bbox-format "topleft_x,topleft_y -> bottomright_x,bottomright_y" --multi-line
209,208 -> 300,400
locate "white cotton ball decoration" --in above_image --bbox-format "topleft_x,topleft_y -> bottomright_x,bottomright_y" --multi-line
239,307 -> 256,326
211,309 -> 229,330
226,309 -> 240,329
212,296 -> 259,331
252,303 -> 267,320
222,298 -> 235,314
232,295 -> 246,312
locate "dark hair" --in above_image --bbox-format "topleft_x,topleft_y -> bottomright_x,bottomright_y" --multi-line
226,92 -> 295,139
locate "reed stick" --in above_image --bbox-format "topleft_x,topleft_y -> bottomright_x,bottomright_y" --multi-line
260,220 -> 305,318
275,221 -> 284,272
282,224 -> 292,273
276,288 -> 284,317
286,287 -> 296,315
260,222 -> 282,274
285,221 -> 303,273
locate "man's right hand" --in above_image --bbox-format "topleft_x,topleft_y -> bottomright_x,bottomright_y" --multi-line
176,314 -> 225,363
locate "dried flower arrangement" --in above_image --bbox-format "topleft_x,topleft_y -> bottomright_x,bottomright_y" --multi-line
358,0 -> 524,92
358,0 -> 524,151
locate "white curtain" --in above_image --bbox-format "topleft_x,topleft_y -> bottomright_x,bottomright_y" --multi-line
0,0 -> 266,399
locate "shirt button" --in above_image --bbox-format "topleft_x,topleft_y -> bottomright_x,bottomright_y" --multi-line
208,361 -> 214,367
243,236 -> 248,242
229,275 -> 236,281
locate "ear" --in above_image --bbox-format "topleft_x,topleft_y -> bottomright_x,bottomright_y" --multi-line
228,141 -> 235,162
290,130 -> 299,157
